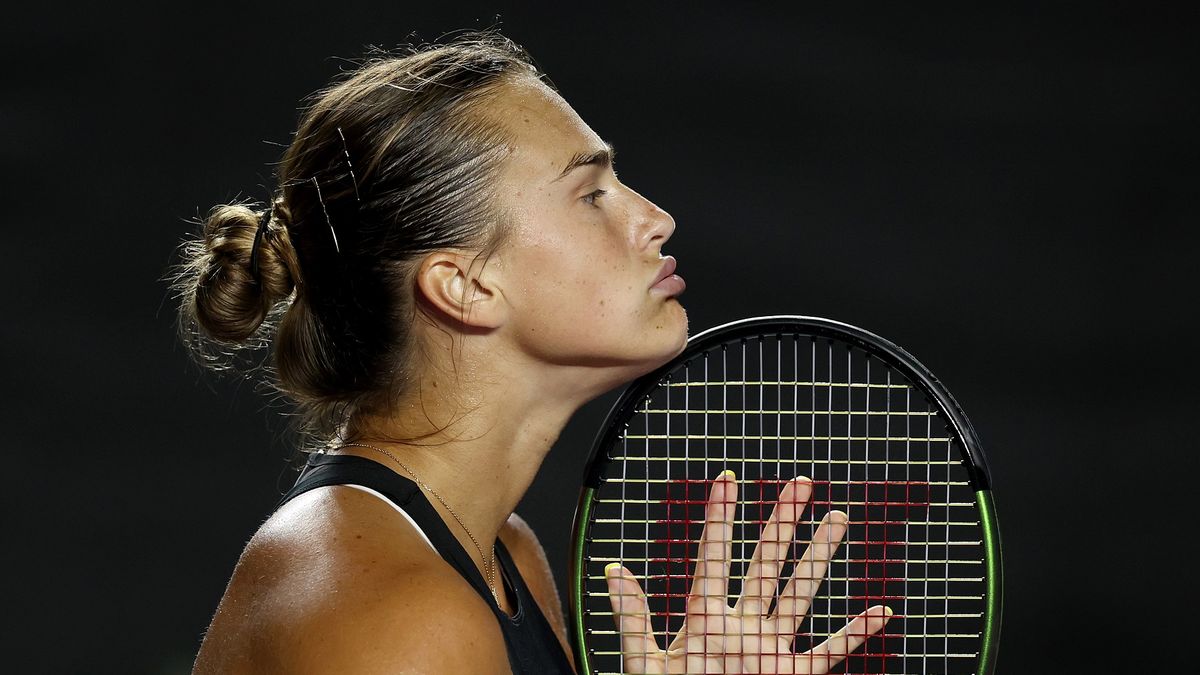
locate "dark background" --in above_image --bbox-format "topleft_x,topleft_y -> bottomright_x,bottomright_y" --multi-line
4,2 -> 1195,672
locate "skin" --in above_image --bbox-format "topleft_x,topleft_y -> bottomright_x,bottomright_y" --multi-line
606,473 -> 893,674
194,76 -> 686,674
193,75 -> 887,673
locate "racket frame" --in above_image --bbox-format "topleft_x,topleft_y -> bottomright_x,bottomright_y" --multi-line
569,315 -> 1003,674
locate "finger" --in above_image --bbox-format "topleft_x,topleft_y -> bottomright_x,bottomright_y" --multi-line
605,563 -> 661,666
687,469 -> 737,617
734,476 -> 812,617
795,605 -> 893,674
772,510 -> 848,638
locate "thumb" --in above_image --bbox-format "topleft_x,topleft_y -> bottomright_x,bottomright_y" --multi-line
605,563 -> 659,660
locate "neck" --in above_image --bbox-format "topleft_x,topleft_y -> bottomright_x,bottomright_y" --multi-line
333,354 -> 629,581
328,308 -> 657,586
344,393 -> 574,549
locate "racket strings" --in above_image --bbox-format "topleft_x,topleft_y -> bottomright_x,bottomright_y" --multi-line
584,334 -> 986,674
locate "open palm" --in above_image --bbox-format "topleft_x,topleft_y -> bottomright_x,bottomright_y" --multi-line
605,471 -> 892,674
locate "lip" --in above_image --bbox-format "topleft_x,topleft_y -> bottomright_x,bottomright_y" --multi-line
650,255 -> 686,296
651,256 -> 677,286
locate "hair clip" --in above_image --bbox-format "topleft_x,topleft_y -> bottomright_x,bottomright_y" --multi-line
248,205 -> 273,281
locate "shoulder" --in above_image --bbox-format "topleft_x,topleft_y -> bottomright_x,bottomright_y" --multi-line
275,564 -> 509,674
499,512 -> 575,670
193,486 -> 510,675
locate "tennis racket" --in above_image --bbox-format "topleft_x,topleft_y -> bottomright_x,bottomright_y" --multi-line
569,316 -> 1002,674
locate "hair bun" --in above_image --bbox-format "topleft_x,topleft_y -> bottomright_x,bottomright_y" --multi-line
181,202 -> 299,343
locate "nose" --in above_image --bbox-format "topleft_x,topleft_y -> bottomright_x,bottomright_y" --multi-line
636,195 -> 676,253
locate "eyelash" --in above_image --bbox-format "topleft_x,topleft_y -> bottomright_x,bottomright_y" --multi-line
582,188 -> 607,207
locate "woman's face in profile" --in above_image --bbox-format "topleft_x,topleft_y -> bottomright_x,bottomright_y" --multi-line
489,77 -> 688,372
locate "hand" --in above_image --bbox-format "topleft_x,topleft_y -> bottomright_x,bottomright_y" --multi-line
604,470 -> 892,674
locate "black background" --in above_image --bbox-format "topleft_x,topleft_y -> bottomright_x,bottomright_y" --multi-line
4,2 -> 1196,673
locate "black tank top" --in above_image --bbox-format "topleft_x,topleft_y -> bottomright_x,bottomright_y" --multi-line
275,452 -> 576,675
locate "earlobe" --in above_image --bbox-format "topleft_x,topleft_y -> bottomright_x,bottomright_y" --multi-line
414,251 -> 505,329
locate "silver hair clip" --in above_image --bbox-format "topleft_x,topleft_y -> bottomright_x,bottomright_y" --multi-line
248,204 -> 273,281
337,127 -> 362,203
311,176 -> 341,254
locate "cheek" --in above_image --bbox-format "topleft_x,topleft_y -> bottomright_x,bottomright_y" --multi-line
542,249 -> 642,321
511,242 -> 651,350
526,220 -> 628,301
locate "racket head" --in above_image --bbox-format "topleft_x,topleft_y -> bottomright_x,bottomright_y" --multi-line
569,315 -> 1002,674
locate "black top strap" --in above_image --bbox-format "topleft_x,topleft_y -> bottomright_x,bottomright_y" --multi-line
274,452 -> 575,673
276,452 -> 512,607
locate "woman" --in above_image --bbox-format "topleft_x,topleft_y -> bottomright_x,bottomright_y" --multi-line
179,32 -> 889,674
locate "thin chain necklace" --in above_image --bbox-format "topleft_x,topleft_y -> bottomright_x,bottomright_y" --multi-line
331,442 -> 499,603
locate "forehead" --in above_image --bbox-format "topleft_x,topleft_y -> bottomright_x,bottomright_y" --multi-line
488,78 -> 606,183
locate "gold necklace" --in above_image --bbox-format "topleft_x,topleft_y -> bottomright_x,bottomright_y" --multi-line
332,442 -> 499,603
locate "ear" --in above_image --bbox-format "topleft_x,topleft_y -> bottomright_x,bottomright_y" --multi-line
413,250 -> 506,329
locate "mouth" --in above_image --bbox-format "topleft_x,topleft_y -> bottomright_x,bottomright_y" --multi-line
650,255 -> 686,297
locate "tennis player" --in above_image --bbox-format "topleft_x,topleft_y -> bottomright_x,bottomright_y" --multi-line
180,32 -> 888,674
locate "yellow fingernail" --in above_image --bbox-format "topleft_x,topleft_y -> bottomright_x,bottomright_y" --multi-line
604,562 -> 622,577
884,606 -> 894,617
719,469 -> 736,480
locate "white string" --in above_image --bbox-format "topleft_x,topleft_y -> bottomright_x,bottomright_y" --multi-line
701,350 -> 710,653
826,340 -> 834,640
845,345 -> 852,648
911,379 -> 925,674
618,416 -> 628,673
941,404 -> 950,675
865,354 -> 873,665
722,345 -> 729,484
809,337 -> 817,637
888,369 -> 904,664
682,360 -> 690,642
740,339 -> 747,524
664,377 -> 672,648
644,393 -> 652,649
720,345 -> 728,666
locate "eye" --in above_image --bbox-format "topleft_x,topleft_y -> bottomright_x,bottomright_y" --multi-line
582,188 -> 607,207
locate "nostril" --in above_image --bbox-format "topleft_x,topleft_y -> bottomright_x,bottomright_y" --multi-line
644,213 -> 675,251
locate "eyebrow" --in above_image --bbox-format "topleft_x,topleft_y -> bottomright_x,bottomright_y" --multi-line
553,142 -> 616,182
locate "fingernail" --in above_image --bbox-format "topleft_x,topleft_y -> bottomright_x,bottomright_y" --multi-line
604,562 -> 622,578
884,606 -> 894,617
719,469 -> 736,480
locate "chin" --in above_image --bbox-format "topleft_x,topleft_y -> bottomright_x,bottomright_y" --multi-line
668,302 -> 689,353
647,299 -> 689,362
